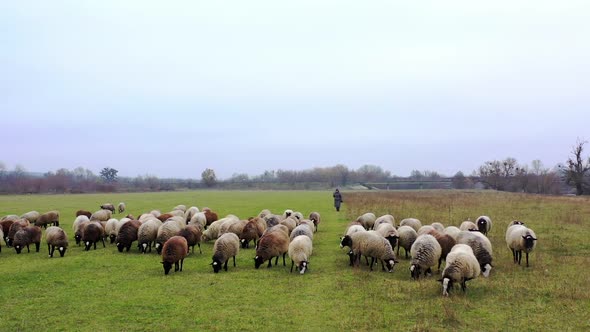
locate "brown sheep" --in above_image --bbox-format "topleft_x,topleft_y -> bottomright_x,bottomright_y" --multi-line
36,211 -> 60,228
427,229 -> 457,271
157,213 -> 174,223
161,236 -> 188,275
309,212 -> 321,232
178,225 -> 202,254
1,219 -> 15,245
45,226 -> 69,257
240,218 -> 265,249
7,219 -> 29,247
13,226 -> 42,254
100,203 -> 115,213
82,221 -> 106,251
20,211 -> 40,225
254,230 -> 290,269
204,209 -> 219,227
116,220 -> 141,252
76,210 -> 92,218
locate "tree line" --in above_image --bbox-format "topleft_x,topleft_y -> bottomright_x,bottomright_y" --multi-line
1,140 -> 589,195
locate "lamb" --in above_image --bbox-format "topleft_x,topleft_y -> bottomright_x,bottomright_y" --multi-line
82,221 -> 106,251
396,225 -> 418,259
45,226 -> 68,258
161,236 -> 188,275
426,229 -> 457,271
375,222 -> 399,249
308,212 -> 321,232
20,211 -> 40,225
90,209 -> 112,222
75,210 -> 92,218
374,214 -> 395,229
240,217 -> 266,249
444,226 -> 461,241
105,218 -> 119,244
456,231 -> 493,277
36,211 -> 60,228
178,224 -> 202,254
289,235 -> 313,274
184,206 -> 200,224
138,219 -> 163,253
211,233 -> 240,273
100,203 -> 115,213
356,213 -> 377,230
339,231 -> 397,272
506,224 -> 537,267
409,234 -> 442,279
400,218 -> 422,232
439,244 -> 480,296
289,224 -> 314,241
254,229 -> 290,268
116,220 -> 141,252
476,216 -> 492,235
155,220 -> 183,254
118,202 -> 126,214
13,226 -> 42,254
460,220 -> 478,231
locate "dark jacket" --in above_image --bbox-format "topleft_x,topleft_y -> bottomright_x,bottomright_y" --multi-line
333,190 -> 343,206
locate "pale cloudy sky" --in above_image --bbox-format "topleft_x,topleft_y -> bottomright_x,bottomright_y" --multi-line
1,1 -> 588,179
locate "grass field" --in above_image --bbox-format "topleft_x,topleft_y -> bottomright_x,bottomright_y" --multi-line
1,190 -> 589,331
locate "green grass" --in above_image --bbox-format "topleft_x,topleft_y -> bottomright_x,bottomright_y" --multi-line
0,190 -> 589,331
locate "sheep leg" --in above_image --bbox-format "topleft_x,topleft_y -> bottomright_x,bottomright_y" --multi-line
516,250 -> 522,265
35,242 -> 40,252
397,244 -> 400,257
365,256 -> 369,266
290,260 -> 294,273
94,241 -> 97,250
26,244 -> 30,253
50,245 -> 55,257
274,256 -> 279,266
526,252 -> 530,267
175,261 -> 179,272
233,255 -> 236,267
47,244 -> 51,256
267,259 -> 273,268
179,258 -> 184,271
511,248 -> 516,263
369,257 -> 375,271
425,267 -> 432,277
101,238 -> 105,248
198,243 -> 202,254
224,259 -> 228,271
283,253 -> 287,266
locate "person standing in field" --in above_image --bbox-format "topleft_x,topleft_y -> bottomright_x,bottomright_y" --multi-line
333,188 -> 343,212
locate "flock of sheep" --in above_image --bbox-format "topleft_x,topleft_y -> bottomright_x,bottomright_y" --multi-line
340,213 -> 538,296
0,203 -> 320,276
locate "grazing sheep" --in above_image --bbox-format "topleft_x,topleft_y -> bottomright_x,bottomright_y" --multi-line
156,220 -> 183,254
189,212 -> 207,229
13,226 -> 42,254
431,222 -> 445,232
283,209 -> 294,218
279,217 -> 297,234
1,219 -> 15,245
100,203 -> 115,213
292,212 -> 304,223
400,218 -> 422,232
202,216 -> 238,242
340,231 -> 397,272
104,218 -> 119,244
161,236 -> 188,275
345,224 -> 366,237
184,206 -> 200,224
439,244 -> 481,296
258,209 -> 272,219
149,210 -> 162,218
165,216 -> 187,230
509,220 -> 525,227
75,210 -> 92,218
20,211 -> 40,225
308,212 -> 321,232
1,214 -> 20,222
0,227 -> 3,252
45,226 -> 68,258
118,202 -> 126,214
240,217 -> 266,249
178,224 -> 202,254
219,219 -> 248,238
506,224 -> 537,267
8,219 -> 29,247
91,209 -> 112,222
417,225 -> 435,236
444,226 -> 461,241
74,219 -> 90,246
457,231 -> 493,277
263,214 -> 281,228
290,224 -> 314,241
289,235 -> 313,274
211,233 -> 240,273
254,229 -> 290,268
397,225 -> 418,259
476,216 -> 492,235
173,205 -> 187,212
375,223 -> 399,250
409,234 -> 442,280
116,220 -> 141,252
426,229 -> 457,271
36,211 -> 60,228
168,210 -> 185,218
460,220 -> 478,231
82,221 -> 105,251
204,209 -> 219,227
138,219 -> 163,253
299,219 -> 315,231
374,214 -> 395,229
157,213 -> 174,223
356,213 -> 377,230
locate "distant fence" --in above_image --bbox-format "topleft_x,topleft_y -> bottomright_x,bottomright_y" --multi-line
364,179 -> 454,190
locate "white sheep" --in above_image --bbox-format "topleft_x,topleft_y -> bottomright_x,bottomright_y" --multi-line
409,234 -> 442,279
345,224 -> 367,236
289,235 -> 313,274
184,206 -> 200,224
340,231 -> 397,272
396,225 -> 418,259
105,218 -> 118,244
138,219 -> 163,253
374,214 -> 395,229
439,244 -> 480,296
417,225 -> 435,236
456,231 -> 493,277
283,209 -> 294,219
374,223 -> 399,249
45,226 -> 68,258
431,222 -> 445,232
459,220 -> 478,231
155,221 -> 183,254
189,212 -> 207,229
90,209 -> 112,222
117,202 -> 126,214
444,226 -> 461,241
399,218 -> 422,232
356,213 -> 376,230
506,224 -> 537,267
173,205 -> 187,212
211,232 -> 240,273
476,216 -> 492,235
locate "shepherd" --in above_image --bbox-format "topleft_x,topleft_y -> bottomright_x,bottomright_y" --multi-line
333,188 -> 343,212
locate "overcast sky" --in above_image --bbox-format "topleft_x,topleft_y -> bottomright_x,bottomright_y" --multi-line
1,1 -> 588,179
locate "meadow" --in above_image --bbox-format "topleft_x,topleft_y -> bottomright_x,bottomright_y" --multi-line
0,190 -> 589,331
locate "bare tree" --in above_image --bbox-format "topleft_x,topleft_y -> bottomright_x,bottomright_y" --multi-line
562,139 -> 590,195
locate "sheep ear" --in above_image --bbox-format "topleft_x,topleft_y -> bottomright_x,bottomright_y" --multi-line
532,237 -> 538,240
